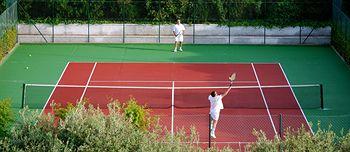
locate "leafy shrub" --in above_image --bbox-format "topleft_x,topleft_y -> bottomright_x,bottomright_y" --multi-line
247,130 -> 280,152
123,98 -> 151,130
53,102 -> 76,120
0,27 -> 17,62
332,27 -> 350,65
266,0 -> 301,27
283,125 -> 337,152
1,100 -> 228,151
0,98 -> 14,138
339,131 -> 350,152
248,124 -> 350,152
18,0 -> 331,28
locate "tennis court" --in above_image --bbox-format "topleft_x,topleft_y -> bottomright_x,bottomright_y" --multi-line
22,62 -> 320,149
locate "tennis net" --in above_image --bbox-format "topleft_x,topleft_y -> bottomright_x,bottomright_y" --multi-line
22,83 -> 324,110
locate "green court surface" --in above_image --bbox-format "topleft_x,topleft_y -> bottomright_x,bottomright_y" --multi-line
1,43 -> 350,133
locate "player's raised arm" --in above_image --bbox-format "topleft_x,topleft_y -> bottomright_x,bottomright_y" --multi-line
221,84 -> 232,98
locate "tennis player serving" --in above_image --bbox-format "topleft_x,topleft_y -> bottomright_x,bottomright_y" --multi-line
172,19 -> 185,52
209,73 -> 236,138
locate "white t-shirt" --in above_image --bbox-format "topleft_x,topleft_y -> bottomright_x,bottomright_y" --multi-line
208,95 -> 224,113
173,24 -> 185,36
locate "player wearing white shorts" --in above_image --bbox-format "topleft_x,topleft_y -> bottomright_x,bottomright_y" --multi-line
172,19 -> 185,52
208,85 -> 232,138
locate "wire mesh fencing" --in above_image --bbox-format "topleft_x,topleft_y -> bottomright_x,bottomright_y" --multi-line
0,1 -> 17,61
16,0 -> 331,44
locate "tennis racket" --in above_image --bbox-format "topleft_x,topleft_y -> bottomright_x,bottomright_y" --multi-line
228,73 -> 236,86
175,30 -> 181,37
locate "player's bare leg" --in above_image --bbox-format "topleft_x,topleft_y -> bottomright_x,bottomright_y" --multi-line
210,118 -> 218,138
179,42 -> 183,52
173,41 -> 178,52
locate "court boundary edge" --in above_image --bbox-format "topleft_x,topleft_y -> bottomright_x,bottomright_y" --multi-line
251,63 -> 278,135
40,62 -> 70,114
79,62 -> 97,101
278,63 -> 314,135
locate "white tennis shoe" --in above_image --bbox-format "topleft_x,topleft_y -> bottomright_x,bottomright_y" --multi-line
179,48 -> 183,52
210,131 -> 216,138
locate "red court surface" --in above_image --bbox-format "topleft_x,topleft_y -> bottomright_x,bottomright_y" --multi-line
42,62 -> 311,150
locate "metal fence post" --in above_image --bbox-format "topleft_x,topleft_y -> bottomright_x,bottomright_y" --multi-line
208,114 -> 211,149
21,83 -> 26,108
52,1 -> 55,43
87,0 -> 90,43
193,2 -> 195,44
158,0 -> 160,43
320,84 -> 324,110
279,113 -> 283,138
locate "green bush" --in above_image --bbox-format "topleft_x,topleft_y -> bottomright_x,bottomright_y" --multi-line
0,27 -> 17,62
266,0 -> 301,27
53,102 -> 76,120
18,0 -> 331,28
248,125 -> 350,152
339,132 -> 350,152
1,100 -> 230,151
0,98 -> 14,138
123,98 -> 151,131
332,27 -> 350,65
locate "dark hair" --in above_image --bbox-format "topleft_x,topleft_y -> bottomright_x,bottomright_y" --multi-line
210,91 -> 216,97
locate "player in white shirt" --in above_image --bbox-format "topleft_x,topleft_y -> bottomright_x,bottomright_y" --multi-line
208,84 -> 232,138
172,19 -> 185,52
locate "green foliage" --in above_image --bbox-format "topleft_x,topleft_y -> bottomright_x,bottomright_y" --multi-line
123,98 -> 151,131
1,100 -> 229,151
0,0 -> 5,13
266,0 -> 301,26
248,124 -> 350,152
18,0 -> 331,28
283,125 -> 336,151
0,27 -> 17,62
343,0 -> 350,17
332,27 -> 350,65
0,98 -> 14,138
247,130 -> 280,152
53,102 -> 76,120
339,131 -> 350,152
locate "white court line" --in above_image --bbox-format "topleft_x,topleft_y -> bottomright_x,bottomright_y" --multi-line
89,80 -> 258,84
278,63 -> 314,135
171,81 -> 175,137
40,62 -> 70,114
251,63 -> 278,135
79,62 -> 97,101
26,84 -> 320,90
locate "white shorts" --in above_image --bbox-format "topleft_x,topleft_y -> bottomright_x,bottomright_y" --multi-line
175,34 -> 183,42
210,111 -> 220,120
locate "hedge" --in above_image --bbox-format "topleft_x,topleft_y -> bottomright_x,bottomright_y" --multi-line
0,98 -> 14,138
0,100 -> 233,151
18,0 -> 331,27
1,99 -> 350,151
0,27 -> 17,62
332,27 -> 350,65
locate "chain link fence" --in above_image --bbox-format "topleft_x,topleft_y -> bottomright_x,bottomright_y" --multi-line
0,1 -> 17,62
332,0 -> 350,64
17,0 -> 331,44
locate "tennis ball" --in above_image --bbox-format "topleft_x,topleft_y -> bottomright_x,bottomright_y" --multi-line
25,66 -> 29,70
29,54 -> 32,57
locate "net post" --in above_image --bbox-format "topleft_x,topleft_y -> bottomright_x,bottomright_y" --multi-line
87,0 -> 91,43
208,114 -> 211,149
21,83 -> 26,108
320,84 -> 324,109
279,113 -> 283,139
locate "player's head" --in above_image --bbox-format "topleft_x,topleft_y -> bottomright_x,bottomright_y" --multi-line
210,91 -> 217,97
176,19 -> 181,24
